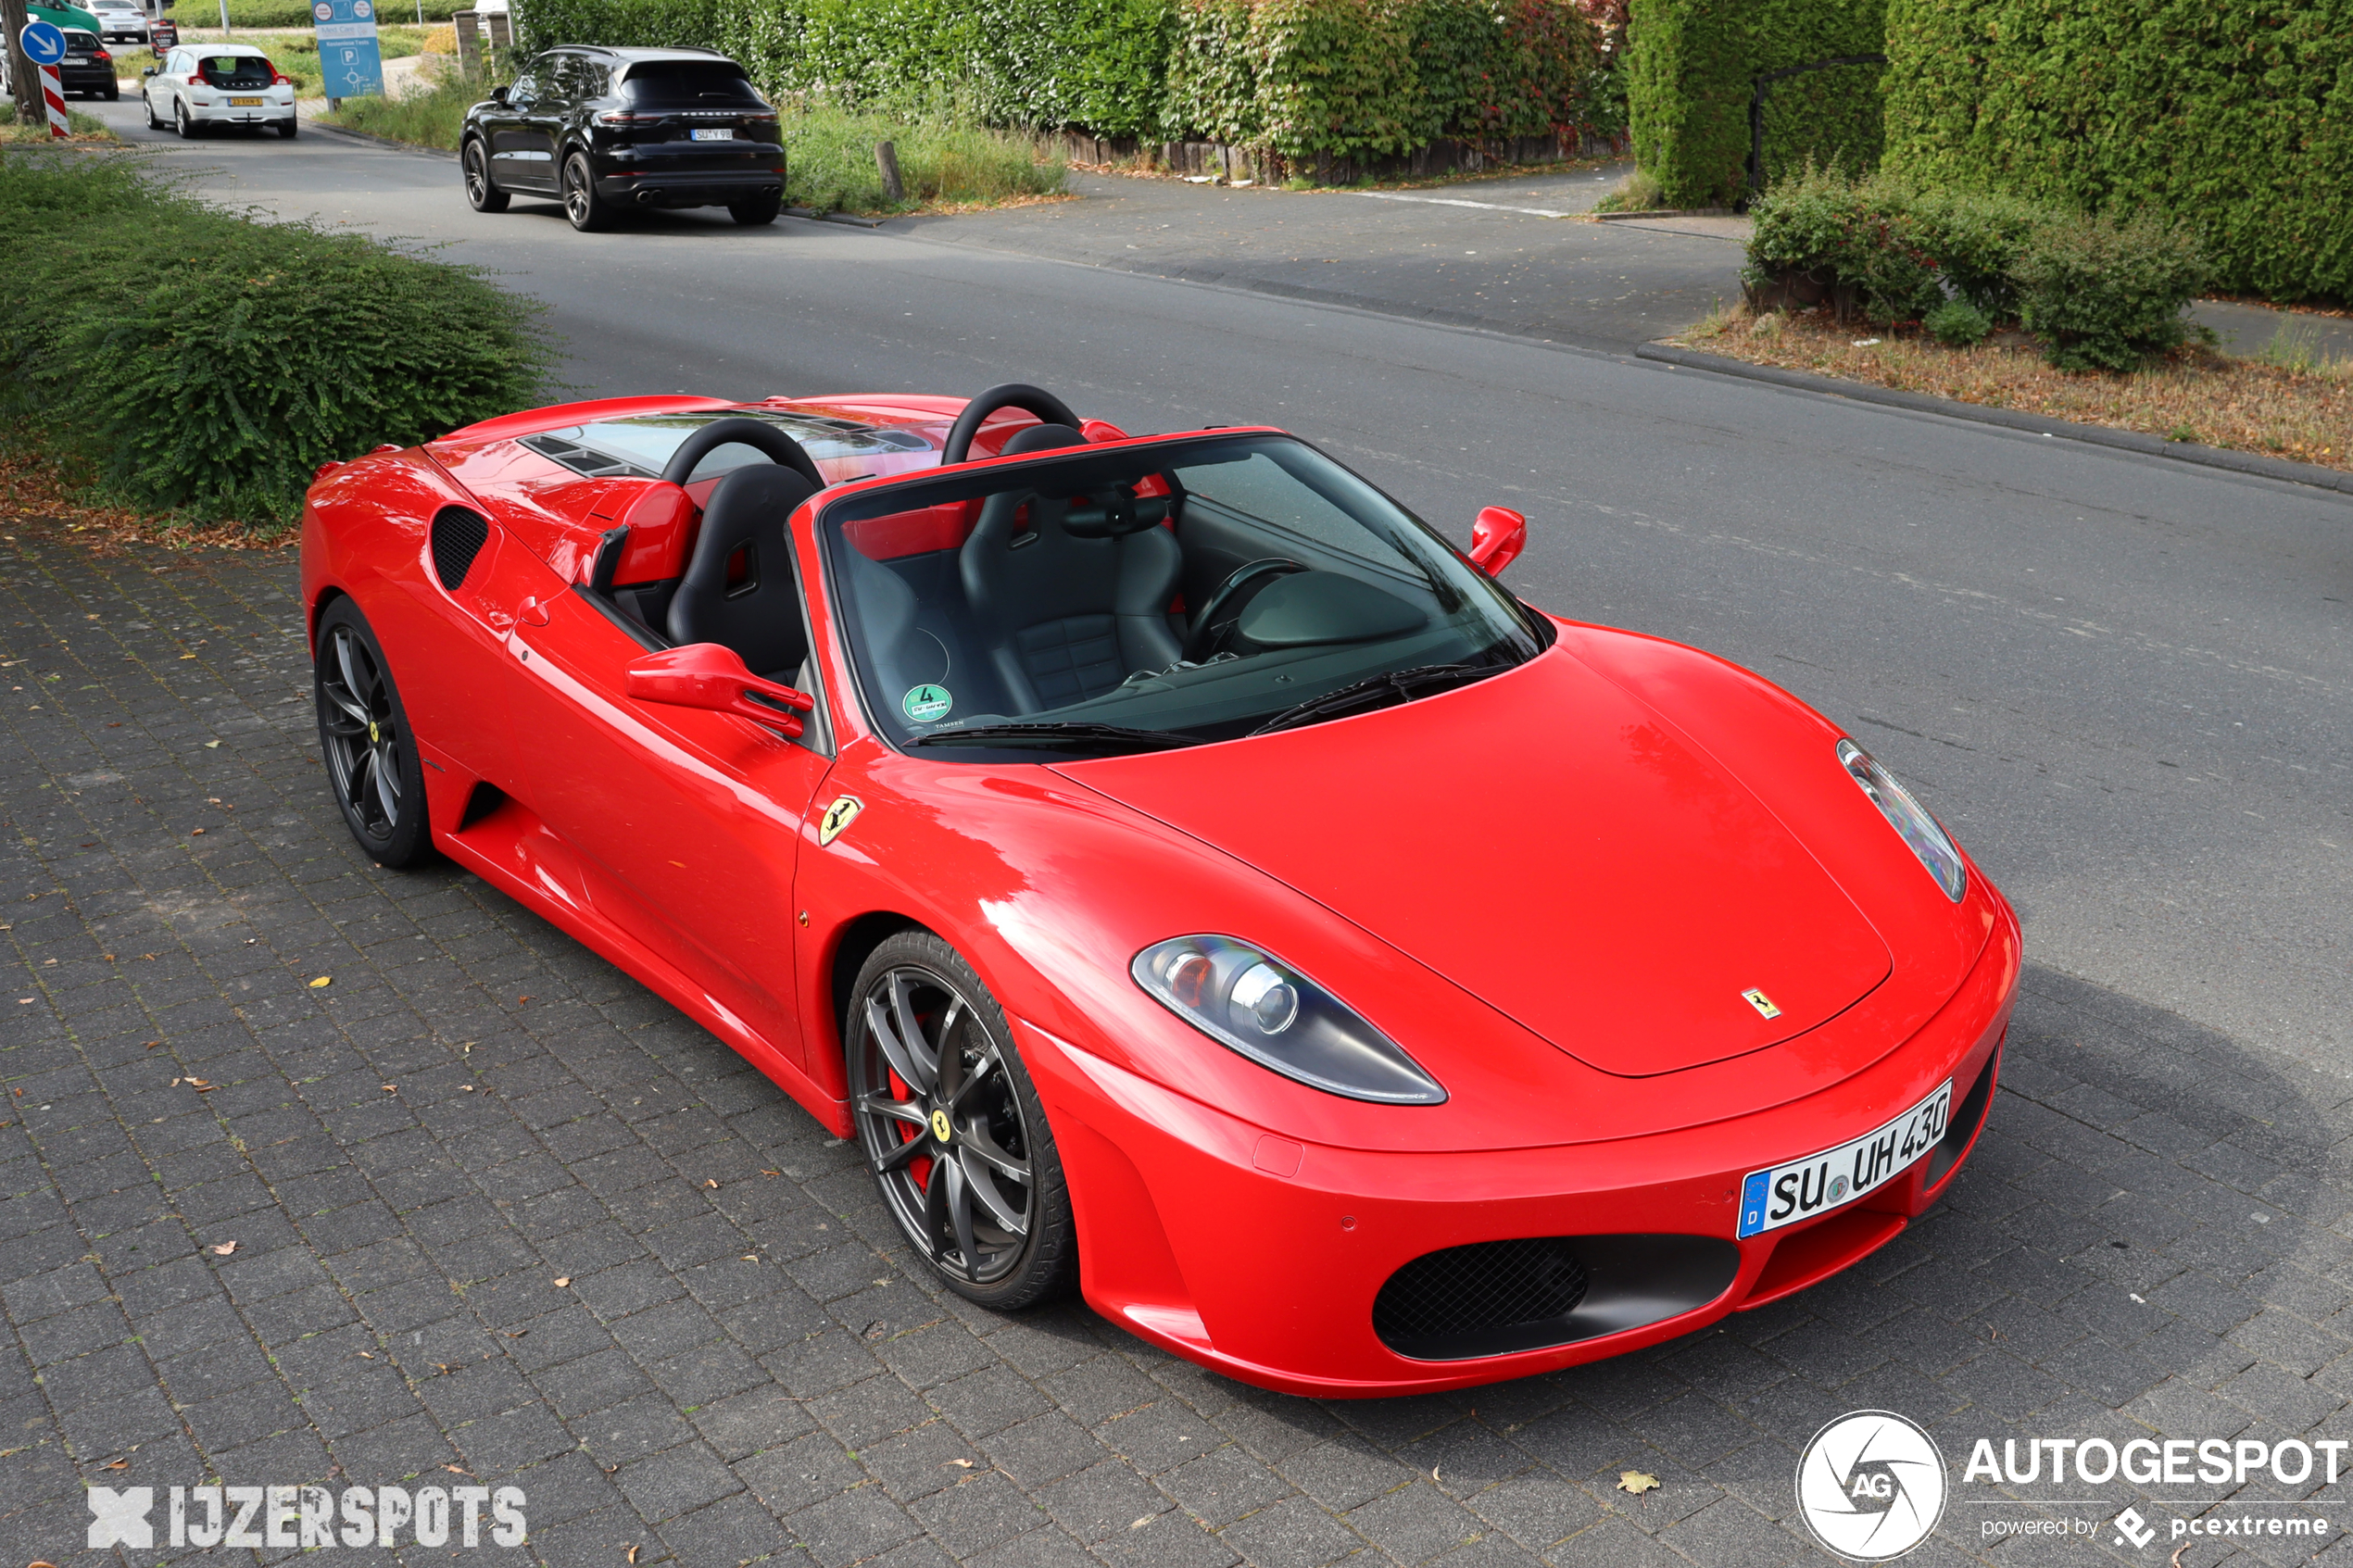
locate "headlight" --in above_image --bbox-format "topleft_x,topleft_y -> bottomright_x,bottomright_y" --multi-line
1132,935 -> 1446,1105
1838,739 -> 1967,901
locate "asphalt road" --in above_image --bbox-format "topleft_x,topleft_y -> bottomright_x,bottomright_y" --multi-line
86,104 -> 2353,1072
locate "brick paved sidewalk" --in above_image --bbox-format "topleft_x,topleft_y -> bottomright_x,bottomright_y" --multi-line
5,528 -> 2353,1568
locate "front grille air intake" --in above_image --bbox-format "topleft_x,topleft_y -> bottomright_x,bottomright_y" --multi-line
1373,1234 -> 1742,1361
430,508 -> 491,591
1375,1238 -> 1588,1357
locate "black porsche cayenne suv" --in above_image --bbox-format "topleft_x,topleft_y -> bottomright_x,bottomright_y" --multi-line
460,46 -> 786,231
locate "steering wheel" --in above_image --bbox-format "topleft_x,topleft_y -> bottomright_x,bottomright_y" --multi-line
1182,558 -> 1307,662
942,383 -> 1084,466
659,417 -> 825,489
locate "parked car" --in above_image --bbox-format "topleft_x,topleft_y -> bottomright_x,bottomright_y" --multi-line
57,26 -> 119,98
459,45 -> 786,232
89,0 -> 148,46
297,382 -> 2018,1396
142,43 -> 296,135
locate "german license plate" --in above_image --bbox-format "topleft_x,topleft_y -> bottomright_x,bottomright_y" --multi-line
231,96 -> 263,106
1737,1081 -> 1952,1238
690,127 -> 734,141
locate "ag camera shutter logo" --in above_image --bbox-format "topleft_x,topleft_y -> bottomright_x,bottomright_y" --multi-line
1795,1410 -> 1948,1561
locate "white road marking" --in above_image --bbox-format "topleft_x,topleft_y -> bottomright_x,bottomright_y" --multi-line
1351,191 -> 1578,219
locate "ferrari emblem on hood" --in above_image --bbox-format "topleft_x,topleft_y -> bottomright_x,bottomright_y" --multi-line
818,796 -> 863,847
1743,988 -> 1782,1021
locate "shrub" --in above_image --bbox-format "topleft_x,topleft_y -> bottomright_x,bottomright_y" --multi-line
1921,296 -> 1988,346
1882,0 -> 2353,304
1898,182 -> 2038,317
209,0 -> 469,23
2014,209 -> 2206,372
1743,161 -> 1937,325
325,66 -> 492,147
0,153 -> 550,529
1625,0 -> 1887,209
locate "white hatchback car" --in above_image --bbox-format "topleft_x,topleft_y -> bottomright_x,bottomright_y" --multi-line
143,44 -> 298,137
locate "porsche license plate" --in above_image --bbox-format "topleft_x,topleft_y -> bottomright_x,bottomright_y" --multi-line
230,95 -> 263,105
690,128 -> 735,140
1737,1081 -> 1951,1238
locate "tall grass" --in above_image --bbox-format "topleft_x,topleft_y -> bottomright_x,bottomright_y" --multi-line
324,68 -> 488,146
783,100 -> 1064,213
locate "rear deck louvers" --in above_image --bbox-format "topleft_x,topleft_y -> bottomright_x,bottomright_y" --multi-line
430,508 -> 491,591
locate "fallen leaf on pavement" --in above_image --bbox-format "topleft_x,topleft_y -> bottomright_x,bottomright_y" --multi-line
211,1241 -> 237,1256
308,976 -> 331,988
704,1179 -> 718,1189
103,1459 -> 128,1470
445,1464 -> 466,1474
946,1459 -> 974,1469
625,1547 -> 638,1565
1617,1471 -> 1661,1495
553,1277 -> 571,1287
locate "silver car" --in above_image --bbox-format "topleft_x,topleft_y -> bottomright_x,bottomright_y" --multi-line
90,0 -> 149,45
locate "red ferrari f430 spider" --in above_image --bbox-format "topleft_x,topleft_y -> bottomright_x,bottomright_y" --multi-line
299,383 -> 2019,1396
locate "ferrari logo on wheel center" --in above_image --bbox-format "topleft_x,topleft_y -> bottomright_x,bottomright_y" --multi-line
930,1109 -> 951,1143
367,721 -> 380,743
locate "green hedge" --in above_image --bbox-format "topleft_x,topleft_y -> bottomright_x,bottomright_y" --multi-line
1881,0 -> 2353,302
0,154 -> 550,529
517,0 -> 1605,159
1625,0 -> 1884,207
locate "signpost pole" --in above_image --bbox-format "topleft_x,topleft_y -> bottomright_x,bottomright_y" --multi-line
35,58 -> 62,135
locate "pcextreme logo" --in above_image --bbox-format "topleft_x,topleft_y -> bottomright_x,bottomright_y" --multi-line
1795,1411 -> 1948,1562
87,1484 -> 526,1549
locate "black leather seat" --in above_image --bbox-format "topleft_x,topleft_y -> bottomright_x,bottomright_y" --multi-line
957,425 -> 1182,713
667,463 -> 819,684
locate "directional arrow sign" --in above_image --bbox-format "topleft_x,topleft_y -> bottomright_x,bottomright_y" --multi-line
18,19 -> 67,66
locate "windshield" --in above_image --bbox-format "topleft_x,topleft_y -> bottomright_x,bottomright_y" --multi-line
520,409 -> 933,482
819,433 -> 1545,758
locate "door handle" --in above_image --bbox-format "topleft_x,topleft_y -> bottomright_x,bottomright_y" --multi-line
518,596 -> 552,627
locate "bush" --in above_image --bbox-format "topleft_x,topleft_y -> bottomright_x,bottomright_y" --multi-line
2014,209 -> 2207,372
0,153 -> 550,529
1882,0 -> 2353,303
1921,296 -> 1988,346
1625,0 -> 1887,208
325,66 -> 491,146
1898,182 -> 2038,317
1743,161 -> 1937,326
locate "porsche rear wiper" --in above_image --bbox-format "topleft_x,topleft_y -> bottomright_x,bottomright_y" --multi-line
1246,662 -> 1502,738
910,721 -> 1202,755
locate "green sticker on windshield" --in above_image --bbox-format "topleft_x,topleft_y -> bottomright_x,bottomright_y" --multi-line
902,684 -> 952,723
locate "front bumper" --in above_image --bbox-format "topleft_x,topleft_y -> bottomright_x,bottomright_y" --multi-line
61,63 -> 117,91
1025,900 -> 2020,1397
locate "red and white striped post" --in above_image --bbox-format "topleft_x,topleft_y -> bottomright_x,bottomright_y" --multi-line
36,60 -> 64,137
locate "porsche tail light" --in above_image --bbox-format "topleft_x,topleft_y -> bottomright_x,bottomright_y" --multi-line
594,109 -> 642,125
1134,935 -> 1445,1105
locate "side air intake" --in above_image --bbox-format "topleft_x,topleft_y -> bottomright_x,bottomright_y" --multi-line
430,508 -> 491,592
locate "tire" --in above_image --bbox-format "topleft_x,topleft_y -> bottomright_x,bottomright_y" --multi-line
144,91 -> 162,130
174,95 -> 197,136
461,137 -> 508,212
313,599 -> 434,870
560,151 -> 612,232
729,193 -> 781,226
847,931 -> 1076,1310
105,82 -> 120,101
276,116 -> 297,138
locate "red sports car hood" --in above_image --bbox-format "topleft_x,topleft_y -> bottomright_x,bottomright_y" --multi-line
1058,648 -> 1893,1078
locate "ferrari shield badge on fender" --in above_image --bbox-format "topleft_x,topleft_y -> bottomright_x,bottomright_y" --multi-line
1743,987 -> 1782,1020
818,796 -> 863,847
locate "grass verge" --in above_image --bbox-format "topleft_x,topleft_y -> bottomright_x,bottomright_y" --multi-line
322,67 -> 479,146
784,103 -> 1063,214
0,104 -> 117,141
1678,305 -> 2351,472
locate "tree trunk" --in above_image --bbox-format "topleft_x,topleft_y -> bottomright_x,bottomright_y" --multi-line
1,0 -> 41,126
875,140 -> 903,204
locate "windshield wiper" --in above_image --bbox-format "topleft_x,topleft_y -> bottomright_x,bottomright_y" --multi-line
1247,662 -> 1504,738
910,721 -> 1202,756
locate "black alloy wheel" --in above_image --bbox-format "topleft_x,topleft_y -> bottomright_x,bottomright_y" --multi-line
848,932 -> 1074,1308
561,152 -> 613,232
312,601 -> 433,868
462,138 -> 508,212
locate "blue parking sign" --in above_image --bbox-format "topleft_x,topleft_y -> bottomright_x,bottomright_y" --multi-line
310,0 -> 383,98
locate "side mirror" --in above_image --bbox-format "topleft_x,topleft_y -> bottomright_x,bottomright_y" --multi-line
625,644 -> 812,736
143,64 -> 157,74
489,83 -> 509,104
1468,506 -> 1527,577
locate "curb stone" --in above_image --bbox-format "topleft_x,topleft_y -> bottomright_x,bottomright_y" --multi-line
1635,341 -> 2353,499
